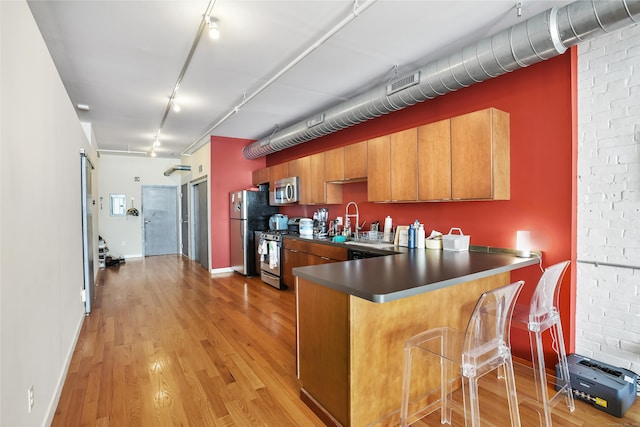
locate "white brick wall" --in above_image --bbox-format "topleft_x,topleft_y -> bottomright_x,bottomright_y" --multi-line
577,24 -> 640,375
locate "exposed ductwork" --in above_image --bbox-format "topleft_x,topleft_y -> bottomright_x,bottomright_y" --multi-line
243,0 -> 640,160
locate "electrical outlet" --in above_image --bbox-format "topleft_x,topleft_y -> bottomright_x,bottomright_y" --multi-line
27,386 -> 34,413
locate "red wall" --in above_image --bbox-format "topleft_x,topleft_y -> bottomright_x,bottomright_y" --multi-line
267,51 -> 578,360
210,135 -> 266,269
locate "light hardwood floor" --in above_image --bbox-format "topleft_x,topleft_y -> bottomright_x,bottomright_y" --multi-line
53,255 -> 640,426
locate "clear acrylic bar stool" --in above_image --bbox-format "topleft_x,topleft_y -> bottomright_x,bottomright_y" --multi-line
400,281 -> 525,427
512,261 -> 575,426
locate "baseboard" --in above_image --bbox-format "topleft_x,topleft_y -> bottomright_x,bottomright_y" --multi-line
211,267 -> 234,274
300,388 -> 342,427
44,309 -> 85,426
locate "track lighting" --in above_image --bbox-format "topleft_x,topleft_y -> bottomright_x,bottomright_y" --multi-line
171,100 -> 181,112
153,136 -> 160,147
205,15 -> 220,40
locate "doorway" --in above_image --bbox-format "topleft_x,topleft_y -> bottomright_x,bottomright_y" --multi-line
181,183 -> 189,257
192,179 -> 209,270
81,153 -> 95,314
142,185 -> 179,256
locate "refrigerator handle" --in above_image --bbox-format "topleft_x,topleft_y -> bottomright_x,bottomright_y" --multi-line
240,223 -> 245,249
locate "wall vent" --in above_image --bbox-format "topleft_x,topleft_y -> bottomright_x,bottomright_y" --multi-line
306,113 -> 326,128
386,72 -> 420,95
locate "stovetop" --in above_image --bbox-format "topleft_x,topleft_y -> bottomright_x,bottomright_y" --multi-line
262,229 -> 298,240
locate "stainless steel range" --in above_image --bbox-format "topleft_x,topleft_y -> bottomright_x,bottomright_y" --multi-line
258,230 -> 292,289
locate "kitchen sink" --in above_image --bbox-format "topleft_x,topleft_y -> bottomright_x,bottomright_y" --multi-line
343,241 -> 395,249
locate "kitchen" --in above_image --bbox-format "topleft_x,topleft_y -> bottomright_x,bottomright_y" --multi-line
5,1 -> 640,426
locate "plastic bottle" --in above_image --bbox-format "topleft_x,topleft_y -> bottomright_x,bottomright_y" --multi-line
383,216 -> 393,242
417,224 -> 425,249
408,224 -> 415,249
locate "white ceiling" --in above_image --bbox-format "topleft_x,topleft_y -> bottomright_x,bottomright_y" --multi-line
28,0 -> 572,158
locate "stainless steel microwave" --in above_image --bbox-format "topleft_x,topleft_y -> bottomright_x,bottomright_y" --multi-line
270,176 -> 299,205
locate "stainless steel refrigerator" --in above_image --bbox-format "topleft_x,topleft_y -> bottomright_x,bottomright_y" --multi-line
230,189 -> 278,276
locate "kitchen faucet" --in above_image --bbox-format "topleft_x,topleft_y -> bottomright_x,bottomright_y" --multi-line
345,201 -> 360,240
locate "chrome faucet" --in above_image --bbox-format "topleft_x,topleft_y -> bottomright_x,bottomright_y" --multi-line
345,201 -> 359,239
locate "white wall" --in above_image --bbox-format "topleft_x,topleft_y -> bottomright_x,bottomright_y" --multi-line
576,24 -> 640,374
0,2 -> 98,425
98,155 -> 182,258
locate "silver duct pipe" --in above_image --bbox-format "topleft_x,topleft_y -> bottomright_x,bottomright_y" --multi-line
243,0 -> 640,160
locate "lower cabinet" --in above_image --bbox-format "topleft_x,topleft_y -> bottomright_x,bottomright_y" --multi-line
282,238 -> 348,288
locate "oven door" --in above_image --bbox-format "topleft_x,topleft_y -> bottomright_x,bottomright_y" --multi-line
260,239 -> 282,283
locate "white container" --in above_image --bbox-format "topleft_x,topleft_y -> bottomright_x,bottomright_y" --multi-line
299,218 -> 313,237
442,228 -> 470,252
425,237 -> 442,250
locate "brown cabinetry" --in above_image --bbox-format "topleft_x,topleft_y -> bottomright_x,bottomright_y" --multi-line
252,167 -> 270,186
417,119 -> 451,200
297,153 -> 342,205
325,141 -> 367,183
282,238 -> 348,289
366,135 -> 391,202
451,108 -> 510,200
367,128 -> 417,202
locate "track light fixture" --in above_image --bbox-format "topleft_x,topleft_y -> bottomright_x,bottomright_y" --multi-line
205,15 -> 220,40
171,100 -> 181,112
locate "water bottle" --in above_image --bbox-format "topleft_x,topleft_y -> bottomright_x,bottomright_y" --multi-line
408,224 -> 415,249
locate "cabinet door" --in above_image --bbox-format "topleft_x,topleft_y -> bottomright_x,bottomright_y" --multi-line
418,119 -> 451,200
325,147 -> 345,182
309,153 -> 326,204
367,135 -> 391,202
344,141 -> 367,181
390,128 -> 418,201
451,108 -> 510,200
296,156 -> 312,204
269,162 -> 289,193
252,167 -> 269,186
283,248 -> 306,288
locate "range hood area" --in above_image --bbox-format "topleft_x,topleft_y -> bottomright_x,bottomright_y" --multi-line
242,0 -> 640,160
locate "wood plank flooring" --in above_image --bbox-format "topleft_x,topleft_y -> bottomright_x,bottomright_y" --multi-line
53,255 -> 640,426
52,255 -> 324,426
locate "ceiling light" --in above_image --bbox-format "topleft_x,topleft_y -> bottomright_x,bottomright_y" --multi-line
205,15 -> 220,40
171,100 -> 181,112
77,104 -> 90,111
153,136 -> 161,147
150,150 -> 157,158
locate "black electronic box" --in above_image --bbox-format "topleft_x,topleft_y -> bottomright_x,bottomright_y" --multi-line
557,353 -> 637,417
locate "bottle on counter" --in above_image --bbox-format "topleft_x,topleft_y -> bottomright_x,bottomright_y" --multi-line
408,223 -> 416,249
383,216 -> 393,242
417,224 -> 425,249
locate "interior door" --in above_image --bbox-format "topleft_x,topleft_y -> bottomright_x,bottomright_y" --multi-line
80,153 -> 94,314
142,185 -> 179,256
181,183 -> 188,257
193,180 -> 209,269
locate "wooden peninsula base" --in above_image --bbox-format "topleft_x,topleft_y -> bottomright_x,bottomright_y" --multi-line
296,271 -> 511,427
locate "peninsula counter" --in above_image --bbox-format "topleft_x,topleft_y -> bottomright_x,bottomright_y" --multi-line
293,248 -> 538,426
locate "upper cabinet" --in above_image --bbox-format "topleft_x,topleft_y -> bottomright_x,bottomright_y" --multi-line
367,129 -> 418,202
252,107 -> 509,204
450,108 -> 510,200
297,153 -> 342,205
367,135 -> 391,202
325,141 -> 368,183
252,167 -> 270,186
418,119 -> 451,200
370,108 -> 510,202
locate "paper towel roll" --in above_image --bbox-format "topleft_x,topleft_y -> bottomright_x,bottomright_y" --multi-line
383,216 -> 392,242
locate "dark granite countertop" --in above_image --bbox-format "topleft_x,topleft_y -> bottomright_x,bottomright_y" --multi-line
292,245 -> 539,303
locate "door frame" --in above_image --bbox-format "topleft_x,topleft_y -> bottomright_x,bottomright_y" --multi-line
190,176 -> 210,270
